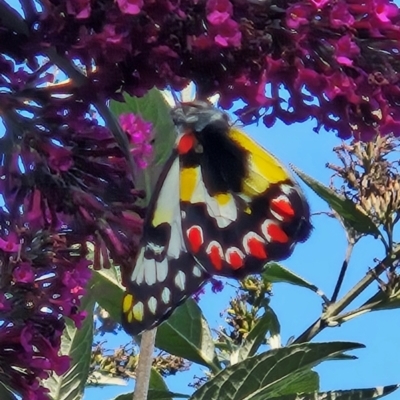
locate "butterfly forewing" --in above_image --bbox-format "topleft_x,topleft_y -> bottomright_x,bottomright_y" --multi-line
121,155 -> 210,336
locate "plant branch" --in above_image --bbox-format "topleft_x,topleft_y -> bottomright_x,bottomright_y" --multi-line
294,244 -> 400,344
133,329 -> 157,400
331,240 -> 355,303
329,300 -> 384,324
1,4 -> 136,178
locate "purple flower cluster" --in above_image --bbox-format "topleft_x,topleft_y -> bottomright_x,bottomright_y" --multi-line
5,0 -> 397,140
119,113 -> 153,169
0,52 -> 147,400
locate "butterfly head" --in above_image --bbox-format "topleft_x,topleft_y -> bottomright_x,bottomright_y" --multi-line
171,100 -> 229,135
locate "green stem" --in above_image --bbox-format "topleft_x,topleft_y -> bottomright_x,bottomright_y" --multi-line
329,300 -> 384,324
1,3 -> 136,178
330,240 -> 355,303
294,245 -> 400,344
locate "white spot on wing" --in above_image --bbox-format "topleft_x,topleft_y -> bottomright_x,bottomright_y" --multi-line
261,220 -> 272,242
147,242 -> 164,254
270,208 -> 284,221
162,287 -> 171,303
193,265 -> 202,277
148,297 -> 157,314
130,248 -> 145,284
189,171 -> 237,228
280,184 -> 294,195
156,258 -> 168,282
133,302 -> 144,319
174,271 -> 186,291
144,260 -> 156,285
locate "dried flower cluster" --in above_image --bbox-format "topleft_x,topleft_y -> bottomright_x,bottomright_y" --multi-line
89,343 -> 188,383
327,136 -> 400,231
219,275 -> 272,345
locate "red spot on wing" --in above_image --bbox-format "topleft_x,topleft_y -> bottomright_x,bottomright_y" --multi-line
177,133 -> 195,154
267,223 -> 289,243
271,196 -> 295,220
226,247 -> 244,270
209,244 -> 223,270
247,236 -> 267,259
187,226 -> 203,253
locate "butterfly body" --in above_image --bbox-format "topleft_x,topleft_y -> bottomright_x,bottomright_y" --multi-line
122,101 -> 311,336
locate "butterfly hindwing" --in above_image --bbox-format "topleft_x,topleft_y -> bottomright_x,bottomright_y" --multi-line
175,106 -> 311,279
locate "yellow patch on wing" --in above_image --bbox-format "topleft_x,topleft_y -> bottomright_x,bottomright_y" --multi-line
228,128 -> 291,197
215,193 -> 231,205
122,294 -> 134,323
152,158 -> 180,227
208,192 -> 237,228
180,167 -> 199,202
123,293 -> 134,314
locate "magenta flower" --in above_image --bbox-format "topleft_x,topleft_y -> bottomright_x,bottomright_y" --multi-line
116,0 -> 144,15
66,0 -> 91,19
119,113 -> 153,169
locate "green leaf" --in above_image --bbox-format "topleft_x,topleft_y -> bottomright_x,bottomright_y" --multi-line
44,295 -> 95,400
91,268 -> 124,324
0,382 -> 18,400
361,288 -> 400,312
150,368 -> 169,391
86,372 -> 127,387
190,342 -> 364,400
236,307 -> 279,363
262,263 -> 323,296
282,370 -> 319,395
155,299 -> 220,372
292,166 -> 379,236
266,306 -> 281,349
270,384 -> 399,400
114,390 -> 190,400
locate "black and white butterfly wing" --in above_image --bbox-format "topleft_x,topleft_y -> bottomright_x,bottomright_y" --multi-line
121,154 -> 210,336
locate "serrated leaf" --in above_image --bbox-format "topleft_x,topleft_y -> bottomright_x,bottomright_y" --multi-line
270,384 -> 399,400
91,268 -> 124,324
44,296 -> 95,400
292,167 -> 379,236
190,342 -> 364,400
155,299 -> 220,372
114,390 -> 190,400
263,263 -> 321,294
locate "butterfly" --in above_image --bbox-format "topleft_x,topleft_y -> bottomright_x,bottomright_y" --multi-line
121,100 -> 312,336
